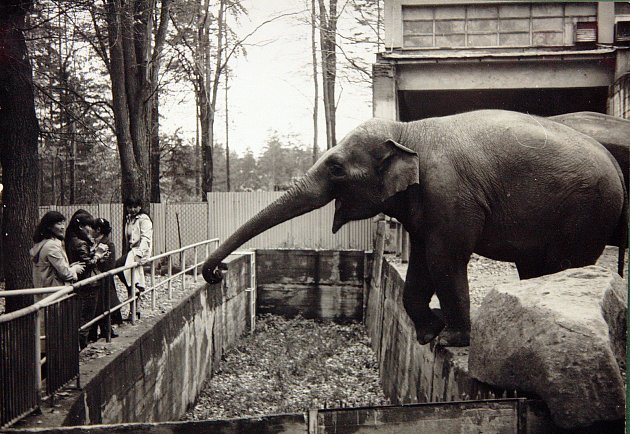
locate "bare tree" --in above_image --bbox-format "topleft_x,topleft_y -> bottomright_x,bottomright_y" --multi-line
98,0 -> 171,207
0,0 -> 40,311
169,0 -> 242,199
318,0 -> 337,149
311,0 -> 319,163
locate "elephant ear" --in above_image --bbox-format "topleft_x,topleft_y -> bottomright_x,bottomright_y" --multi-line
377,140 -> 419,199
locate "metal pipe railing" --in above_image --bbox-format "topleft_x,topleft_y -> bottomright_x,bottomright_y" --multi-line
1,238 -> 221,325
0,237 -> 221,428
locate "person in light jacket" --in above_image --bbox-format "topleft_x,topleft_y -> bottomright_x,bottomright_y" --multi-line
118,196 -> 153,321
30,211 -> 85,288
30,211 -> 86,357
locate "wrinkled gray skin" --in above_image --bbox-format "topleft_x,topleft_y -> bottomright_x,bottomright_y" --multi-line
203,110 -> 627,347
549,112 -> 630,194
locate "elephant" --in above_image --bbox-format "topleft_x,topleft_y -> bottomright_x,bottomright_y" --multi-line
202,109 -> 627,347
549,112 -> 629,194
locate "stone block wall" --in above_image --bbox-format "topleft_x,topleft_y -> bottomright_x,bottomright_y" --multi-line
256,249 -> 368,321
64,254 -> 252,425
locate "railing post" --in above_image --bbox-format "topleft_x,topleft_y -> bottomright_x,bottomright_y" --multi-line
168,255 -> 173,300
193,247 -> 198,282
181,251 -> 186,291
151,260 -> 156,310
34,310 -> 42,405
247,253 -> 257,333
130,267 -> 137,325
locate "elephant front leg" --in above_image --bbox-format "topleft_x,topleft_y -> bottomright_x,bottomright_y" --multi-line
403,242 -> 445,345
428,248 -> 471,347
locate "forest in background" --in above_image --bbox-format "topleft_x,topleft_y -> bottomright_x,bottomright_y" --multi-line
18,0 -> 382,205
0,0 -> 381,299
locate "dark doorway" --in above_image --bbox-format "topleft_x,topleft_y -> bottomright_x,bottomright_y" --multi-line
398,87 -> 608,121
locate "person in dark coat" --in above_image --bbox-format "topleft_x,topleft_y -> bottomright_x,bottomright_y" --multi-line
93,218 -> 122,337
65,209 -> 99,349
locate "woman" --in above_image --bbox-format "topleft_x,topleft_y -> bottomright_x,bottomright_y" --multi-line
30,211 -> 86,361
93,218 -> 122,336
30,211 -> 85,288
118,196 -> 153,321
65,210 -> 99,349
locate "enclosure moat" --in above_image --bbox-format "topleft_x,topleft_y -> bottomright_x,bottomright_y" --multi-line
182,314 -> 386,421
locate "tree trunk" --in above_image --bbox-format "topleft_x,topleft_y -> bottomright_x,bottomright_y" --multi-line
0,1 -> 40,311
311,0 -> 319,163
106,0 -> 145,204
225,70 -> 231,192
104,0 -> 170,208
318,0 -> 337,149
150,91 -> 161,202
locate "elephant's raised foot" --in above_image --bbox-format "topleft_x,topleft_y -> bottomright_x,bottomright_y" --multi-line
435,328 -> 470,347
414,314 -> 445,345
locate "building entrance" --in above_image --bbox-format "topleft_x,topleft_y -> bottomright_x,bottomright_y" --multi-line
398,87 -> 609,121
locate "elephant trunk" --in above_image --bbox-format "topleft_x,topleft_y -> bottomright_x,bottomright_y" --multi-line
202,170 -> 332,283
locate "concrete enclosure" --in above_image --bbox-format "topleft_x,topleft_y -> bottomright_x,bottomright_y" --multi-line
16,247 -> 555,432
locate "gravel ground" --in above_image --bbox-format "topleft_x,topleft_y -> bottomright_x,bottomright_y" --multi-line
182,314 -> 387,421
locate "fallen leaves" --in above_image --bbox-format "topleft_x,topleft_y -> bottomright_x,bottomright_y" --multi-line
182,314 -> 386,421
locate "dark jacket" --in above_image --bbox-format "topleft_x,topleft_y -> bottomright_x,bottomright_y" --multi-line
65,235 -> 97,284
96,235 -> 123,325
96,236 -> 116,274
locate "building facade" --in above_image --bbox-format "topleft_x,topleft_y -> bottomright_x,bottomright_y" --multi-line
373,1 -> 630,121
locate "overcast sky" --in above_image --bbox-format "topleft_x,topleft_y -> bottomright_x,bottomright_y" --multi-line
161,0 -> 375,157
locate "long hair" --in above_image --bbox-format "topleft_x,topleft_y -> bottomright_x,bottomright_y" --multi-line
124,195 -> 150,219
33,211 -> 66,243
65,209 -> 95,243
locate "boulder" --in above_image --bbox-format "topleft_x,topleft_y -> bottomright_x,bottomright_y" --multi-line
468,266 -> 626,429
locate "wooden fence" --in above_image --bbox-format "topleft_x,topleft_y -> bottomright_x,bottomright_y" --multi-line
39,192 -> 373,258
207,192 -> 373,251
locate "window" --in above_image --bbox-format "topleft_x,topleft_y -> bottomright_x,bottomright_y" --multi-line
402,2 -> 597,48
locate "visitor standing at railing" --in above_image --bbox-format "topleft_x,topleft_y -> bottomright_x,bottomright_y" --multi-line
93,218 -> 121,338
117,196 -> 153,322
65,210 -> 100,349
30,211 -> 85,289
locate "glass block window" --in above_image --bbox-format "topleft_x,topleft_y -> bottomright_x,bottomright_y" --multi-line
402,2 -> 597,48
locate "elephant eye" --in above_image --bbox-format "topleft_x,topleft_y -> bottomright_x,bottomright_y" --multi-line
329,163 -> 345,178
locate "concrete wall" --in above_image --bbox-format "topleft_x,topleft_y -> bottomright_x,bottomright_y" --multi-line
364,228 -> 504,404
63,254 -> 253,425
7,400 -> 552,433
256,249 -> 368,322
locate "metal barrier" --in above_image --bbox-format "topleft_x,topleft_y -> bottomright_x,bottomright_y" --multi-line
0,310 -> 39,427
44,294 -> 80,396
0,237 -> 221,428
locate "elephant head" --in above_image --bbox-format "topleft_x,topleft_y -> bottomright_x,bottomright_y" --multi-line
202,119 -> 419,283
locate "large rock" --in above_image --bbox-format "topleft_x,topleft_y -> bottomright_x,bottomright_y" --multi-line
468,266 -> 626,429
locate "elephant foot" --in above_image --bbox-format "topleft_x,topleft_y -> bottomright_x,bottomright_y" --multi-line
435,327 -> 470,347
414,314 -> 445,345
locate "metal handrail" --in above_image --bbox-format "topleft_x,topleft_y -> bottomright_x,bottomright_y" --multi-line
0,238 -> 221,324
0,236 -> 247,429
